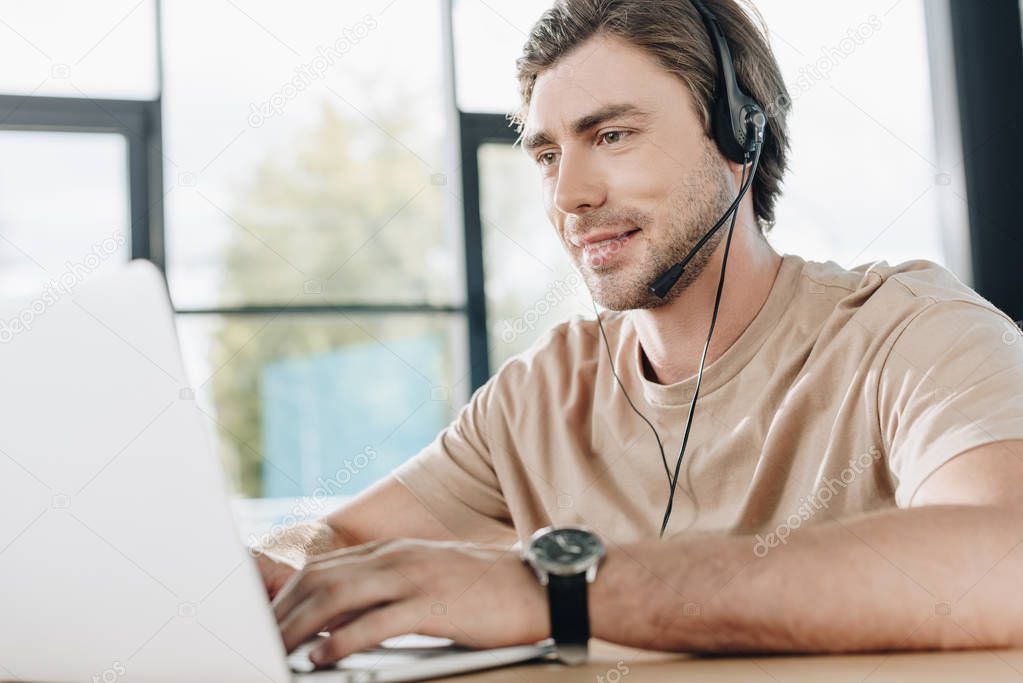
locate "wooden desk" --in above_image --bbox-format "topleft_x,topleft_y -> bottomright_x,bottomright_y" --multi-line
7,641 -> 1022,681
442,640 -> 1023,682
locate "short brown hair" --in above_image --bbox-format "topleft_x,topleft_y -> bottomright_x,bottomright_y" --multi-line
512,0 -> 790,232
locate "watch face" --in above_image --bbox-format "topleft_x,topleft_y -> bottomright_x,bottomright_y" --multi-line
528,527 -> 605,575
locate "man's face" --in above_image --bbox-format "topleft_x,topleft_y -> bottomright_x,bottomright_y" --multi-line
522,33 -> 735,311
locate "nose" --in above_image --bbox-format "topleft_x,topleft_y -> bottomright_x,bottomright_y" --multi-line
553,149 -> 606,216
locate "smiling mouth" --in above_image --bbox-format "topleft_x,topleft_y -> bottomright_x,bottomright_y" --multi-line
580,228 -> 641,267
602,228 -> 640,244
577,228 -> 640,247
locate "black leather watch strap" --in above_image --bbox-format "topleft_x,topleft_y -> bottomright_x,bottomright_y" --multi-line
546,572 -> 590,662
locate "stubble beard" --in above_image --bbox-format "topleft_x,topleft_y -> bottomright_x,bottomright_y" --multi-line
580,145 -> 735,312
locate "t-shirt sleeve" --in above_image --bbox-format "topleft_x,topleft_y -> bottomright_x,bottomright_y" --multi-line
390,373 -> 515,543
878,300 -> 1023,506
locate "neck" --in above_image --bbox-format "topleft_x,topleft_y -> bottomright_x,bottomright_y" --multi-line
630,216 -> 782,386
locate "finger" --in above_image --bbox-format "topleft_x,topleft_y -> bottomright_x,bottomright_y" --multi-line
309,601 -> 424,667
272,563 -> 353,622
268,571 -> 295,602
271,569 -> 308,619
320,605 -> 372,633
272,559 -> 347,621
278,569 -> 409,651
272,542 -> 405,618
259,560 -> 296,600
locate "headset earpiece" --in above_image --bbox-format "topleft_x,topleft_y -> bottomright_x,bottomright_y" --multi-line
689,0 -> 766,162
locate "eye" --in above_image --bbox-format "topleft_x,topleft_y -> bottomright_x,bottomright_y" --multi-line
534,131 -> 629,168
536,150 -> 559,167
599,130 -> 631,145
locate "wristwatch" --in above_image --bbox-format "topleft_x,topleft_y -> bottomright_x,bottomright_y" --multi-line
522,525 -> 606,665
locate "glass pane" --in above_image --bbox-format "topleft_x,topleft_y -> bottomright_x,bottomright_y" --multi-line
479,143 -> 592,370
757,0 -> 948,270
0,0 -> 158,99
175,313 -> 468,501
453,0 -> 554,113
162,0 -> 461,309
0,131 -> 130,298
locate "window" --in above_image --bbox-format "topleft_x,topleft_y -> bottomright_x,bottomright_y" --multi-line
162,0 -> 458,309
478,143 -> 591,369
162,0 -> 467,499
452,1 -> 554,113
0,0 -> 158,99
754,0 -> 952,270
175,314 -> 466,499
0,131 -> 130,297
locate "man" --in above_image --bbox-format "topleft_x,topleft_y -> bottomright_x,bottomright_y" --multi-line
259,0 -> 1023,667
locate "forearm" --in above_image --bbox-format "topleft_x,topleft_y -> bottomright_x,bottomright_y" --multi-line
251,475 -> 475,567
591,505 -> 1023,652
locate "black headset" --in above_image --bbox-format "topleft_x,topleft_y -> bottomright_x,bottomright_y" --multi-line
593,0 -> 769,537
690,0 -> 766,164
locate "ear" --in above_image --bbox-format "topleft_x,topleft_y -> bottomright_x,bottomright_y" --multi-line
726,159 -> 747,192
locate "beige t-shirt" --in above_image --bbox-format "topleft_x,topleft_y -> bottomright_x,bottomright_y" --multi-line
393,255 -> 1023,548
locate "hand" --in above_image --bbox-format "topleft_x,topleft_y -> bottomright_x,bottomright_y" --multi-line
252,548 -> 301,600
271,539 -> 549,666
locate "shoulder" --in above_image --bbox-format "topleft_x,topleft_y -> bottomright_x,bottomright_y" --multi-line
805,258 -> 1020,367
493,313 -> 616,382
798,256 -> 1012,330
809,258 -> 993,307
801,257 -> 977,300
483,312 -> 626,411
859,259 -> 1015,336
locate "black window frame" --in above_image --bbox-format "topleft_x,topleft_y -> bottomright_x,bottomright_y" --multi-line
948,0 -> 1023,321
0,93 -> 164,266
457,111 -> 520,388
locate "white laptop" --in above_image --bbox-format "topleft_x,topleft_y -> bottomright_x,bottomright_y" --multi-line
0,260 -> 553,682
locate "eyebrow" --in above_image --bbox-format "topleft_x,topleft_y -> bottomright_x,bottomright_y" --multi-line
519,103 -> 652,153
